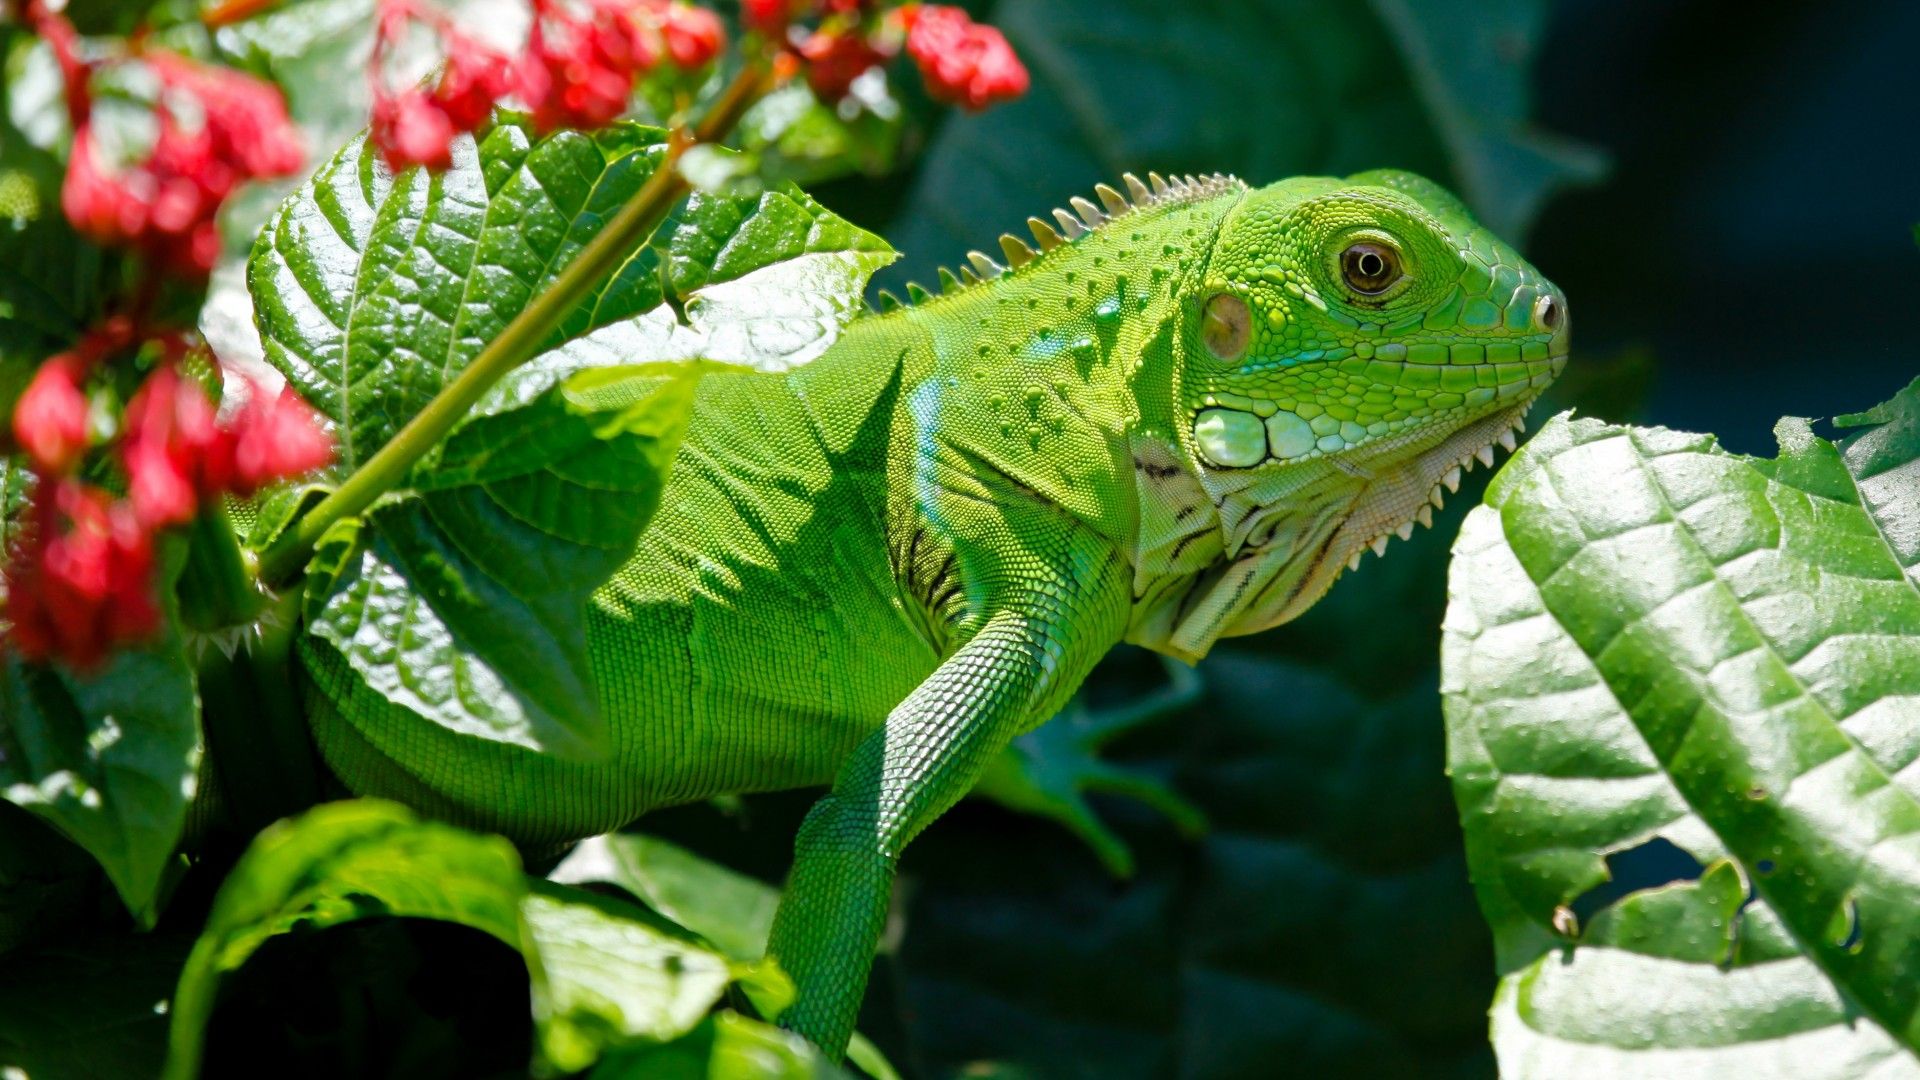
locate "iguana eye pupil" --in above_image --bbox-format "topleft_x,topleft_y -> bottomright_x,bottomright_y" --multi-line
1201,293 -> 1251,361
1340,242 -> 1402,295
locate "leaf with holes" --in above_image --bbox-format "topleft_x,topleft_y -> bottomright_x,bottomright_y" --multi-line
257,118 -> 892,756
1442,376 -> 1920,1076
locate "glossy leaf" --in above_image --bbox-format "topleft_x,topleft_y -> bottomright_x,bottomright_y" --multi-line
590,1011 -> 851,1080
164,801 -> 527,1079
248,119 -> 672,467
1442,378 -> 1920,1075
540,185 -> 896,375
523,881 -> 774,1075
301,363 -> 697,758
0,540 -> 200,925
266,119 -> 891,756
551,833 -> 781,964
164,801 -> 778,1078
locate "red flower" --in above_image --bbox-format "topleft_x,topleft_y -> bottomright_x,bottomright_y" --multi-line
433,36 -> 516,129
58,50 -> 303,275
518,0 -> 653,133
12,354 -> 91,474
798,26 -> 886,103
145,52 -> 305,180
3,477 -> 160,668
741,0 -> 794,36
228,381 -> 334,493
903,4 -> 1027,111
368,0 -> 517,172
120,362 -> 234,529
659,3 -> 725,69
372,88 -> 460,171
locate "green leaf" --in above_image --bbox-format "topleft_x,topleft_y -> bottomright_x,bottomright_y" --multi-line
523,881 -> 767,1075
1442,381 -> 1920,1075
249,119 -> 670,465
263,119 -> 891,757
552,833 -> 781,964
164,801 -> 776,1078
543,184 -> 897,375
301,364 -> 697,758
0,540 -> 201,925
164,800 -> 527,1079
551,835 -> 913,1078
590,1011 -> 851,1080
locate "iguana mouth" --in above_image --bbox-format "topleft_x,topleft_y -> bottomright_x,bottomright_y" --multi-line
1145,350 -> 1566,660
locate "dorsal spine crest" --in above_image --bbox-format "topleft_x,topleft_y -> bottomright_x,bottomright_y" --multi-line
877,172 -> 1244,312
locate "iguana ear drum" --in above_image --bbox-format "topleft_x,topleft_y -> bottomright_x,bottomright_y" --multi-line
1201,293 -> 1250,361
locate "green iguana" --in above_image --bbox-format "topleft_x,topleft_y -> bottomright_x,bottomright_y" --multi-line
301,168 -> 1568,1057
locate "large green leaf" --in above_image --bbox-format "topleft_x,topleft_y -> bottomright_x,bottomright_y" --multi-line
1441,378 -> 1920,1075
299,361 -> 697,758
248,119 -> 676,467
0,533 -> 201,925
164,800 -> 778,1079
264,119 -> 892,757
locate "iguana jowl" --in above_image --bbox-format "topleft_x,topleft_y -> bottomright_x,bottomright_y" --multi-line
303,168 -> 1568,1056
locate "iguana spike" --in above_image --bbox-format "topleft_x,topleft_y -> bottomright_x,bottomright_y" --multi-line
1069,195 -> 1105,224
875,289 -> 903,312
959,265 -> 982,285
1124,173 -> 1152,203
1028,216 -> 1065,250
1149,172 -> 1171,196
997,234 -> 1035,268
1094,182 -> 1129,216
1053,208 -> 1087,238
967,251 -> 1004,279
937,266 -> 962,294
906,282 -> 933,304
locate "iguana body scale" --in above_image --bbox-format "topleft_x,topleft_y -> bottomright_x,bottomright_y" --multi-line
305,169 -> 1568,1056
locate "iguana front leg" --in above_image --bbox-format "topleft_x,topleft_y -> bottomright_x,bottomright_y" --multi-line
765,526 -> 1129,1058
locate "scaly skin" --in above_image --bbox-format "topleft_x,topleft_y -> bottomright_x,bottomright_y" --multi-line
303,169 -> 1569,1057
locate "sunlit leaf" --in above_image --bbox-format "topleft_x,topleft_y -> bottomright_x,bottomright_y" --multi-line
1442,378 -> 1920,1075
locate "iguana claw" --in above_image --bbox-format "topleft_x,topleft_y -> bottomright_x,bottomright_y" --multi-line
974,657 -> 1208,878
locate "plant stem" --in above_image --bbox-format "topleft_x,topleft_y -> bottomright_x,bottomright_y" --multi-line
257,63 -> 772,587
176,503 -> 264,631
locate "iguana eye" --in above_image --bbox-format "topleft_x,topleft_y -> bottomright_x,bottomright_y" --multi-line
1201,293 -> 1250,361
1340,242 -> 1402,295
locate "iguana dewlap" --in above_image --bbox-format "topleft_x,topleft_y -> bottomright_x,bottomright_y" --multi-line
303,169 -> 1568,1056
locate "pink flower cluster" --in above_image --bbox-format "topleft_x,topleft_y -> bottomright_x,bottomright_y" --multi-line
746,1 -> 1027,109
6,328 -> 334,667
370,0 -> 727,171
34,4 -> 304,276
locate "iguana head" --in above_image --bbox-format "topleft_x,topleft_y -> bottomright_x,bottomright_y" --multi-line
1141,170 -> 1568,659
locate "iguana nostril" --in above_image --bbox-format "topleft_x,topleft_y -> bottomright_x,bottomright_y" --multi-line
1535,294 -> 1562,331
